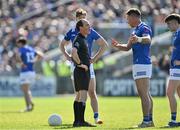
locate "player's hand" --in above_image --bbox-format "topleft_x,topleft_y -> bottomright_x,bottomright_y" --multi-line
129,34 -> 138,43
111,38 -> 120,47
78,64 -> 88,71
21,63 -> 27,68
90,57 -> 96,64
174,60 -> 180,66
35,47 -> 44,57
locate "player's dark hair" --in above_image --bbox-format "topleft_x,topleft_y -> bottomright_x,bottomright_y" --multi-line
165,13 -> 180,24
126,8 -> 141,17
76,20 -> 84,31
17,36 -> 27,45
75,8 -> 87,18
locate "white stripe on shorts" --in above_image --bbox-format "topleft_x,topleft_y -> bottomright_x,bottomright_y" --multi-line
132,64 -> 152,80
169,69 -> 180,80
20,71 -> 35,85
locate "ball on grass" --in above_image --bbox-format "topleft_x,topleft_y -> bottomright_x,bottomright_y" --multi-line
48,113 -> 62,126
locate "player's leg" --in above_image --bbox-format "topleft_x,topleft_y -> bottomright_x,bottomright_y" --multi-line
148,91 -> 154,125
88,78 -> 98,113
177,85 -> 180,98
21,83 -> 33,111
88,78 -> 102,124
88,64 -> 102,124
166,80 -> 180,127
135,78 -> 152,127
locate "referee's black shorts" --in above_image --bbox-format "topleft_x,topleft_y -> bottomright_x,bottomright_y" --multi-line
73,67 -> 90,92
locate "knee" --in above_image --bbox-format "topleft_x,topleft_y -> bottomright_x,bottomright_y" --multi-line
88,90 -> 96,98
75,93 -> 80,101
79,96 -> 87,102
139,93 -> 150,101
166,89 -> 174,98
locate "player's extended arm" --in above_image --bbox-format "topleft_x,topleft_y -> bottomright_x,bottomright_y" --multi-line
59,39 -> 72,61
91,38 -> 108,63
34,47 -> 44,62
111,38 -> 132,51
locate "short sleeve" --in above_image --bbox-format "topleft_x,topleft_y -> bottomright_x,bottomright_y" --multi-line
73,41 -> 80,50
91,28 -> 101,40
64,29 -> 72,41
141,26 -> 152,37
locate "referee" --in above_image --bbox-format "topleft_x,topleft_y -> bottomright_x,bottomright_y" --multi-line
72,19 -> 95,127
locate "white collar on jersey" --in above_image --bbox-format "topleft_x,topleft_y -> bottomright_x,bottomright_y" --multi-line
137,22 -> 143,29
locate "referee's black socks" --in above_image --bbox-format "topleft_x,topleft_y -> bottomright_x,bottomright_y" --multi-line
79,102 -> 86,122
73,101 -> 79,123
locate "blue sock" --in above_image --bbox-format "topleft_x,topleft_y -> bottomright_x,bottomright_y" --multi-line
94,112 -> 99,119
143,116 -> 150,123
149,114 -> 152,122
171,112 -> 177,122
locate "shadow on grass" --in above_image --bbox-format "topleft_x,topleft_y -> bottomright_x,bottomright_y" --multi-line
50,124 -> 99,129
0,110 -> 23,113
119,126 -> 180,130
118,126 -> 140,130
48,124 -> 74,129
158,125 -> 179,129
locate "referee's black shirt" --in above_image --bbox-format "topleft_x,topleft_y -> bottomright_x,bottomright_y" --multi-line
73,33 -> 90,67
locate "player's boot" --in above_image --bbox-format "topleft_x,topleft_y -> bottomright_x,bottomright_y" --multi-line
22,103 -> 34,112
95,118 -> 103,124
21,107 -> 31,112
27,103 -> 34,111
137,121 -> 154,128
168,121 -> 180,127
29,103 -> 34,111
149,121 -> 155,127
79,121 -> 96,127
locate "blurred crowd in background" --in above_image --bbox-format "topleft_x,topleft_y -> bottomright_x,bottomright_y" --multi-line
0,0 -> 180,76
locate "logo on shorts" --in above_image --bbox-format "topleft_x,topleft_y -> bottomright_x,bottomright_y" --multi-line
135,71 -> 146,77
172,73 -> 180,77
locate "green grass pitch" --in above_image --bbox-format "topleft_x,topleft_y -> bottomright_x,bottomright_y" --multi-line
0,96 -> 179,130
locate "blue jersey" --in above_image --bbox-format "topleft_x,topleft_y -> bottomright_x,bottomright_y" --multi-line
131,22 -> 152,64
19,45 -> 37,72
171,28 -> 180,69
64,27 -> 101,56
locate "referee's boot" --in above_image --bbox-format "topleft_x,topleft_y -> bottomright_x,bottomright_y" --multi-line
73,121 -> 80,127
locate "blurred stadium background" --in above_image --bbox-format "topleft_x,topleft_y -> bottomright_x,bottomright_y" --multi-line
1,0 -> 180,130
0,0 -> 180,97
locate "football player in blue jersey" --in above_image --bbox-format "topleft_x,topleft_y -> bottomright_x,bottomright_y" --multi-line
112,8 -> 154,128
16,37 -> 43,112
165,13 -> 180,127
60,8 -> 108,124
